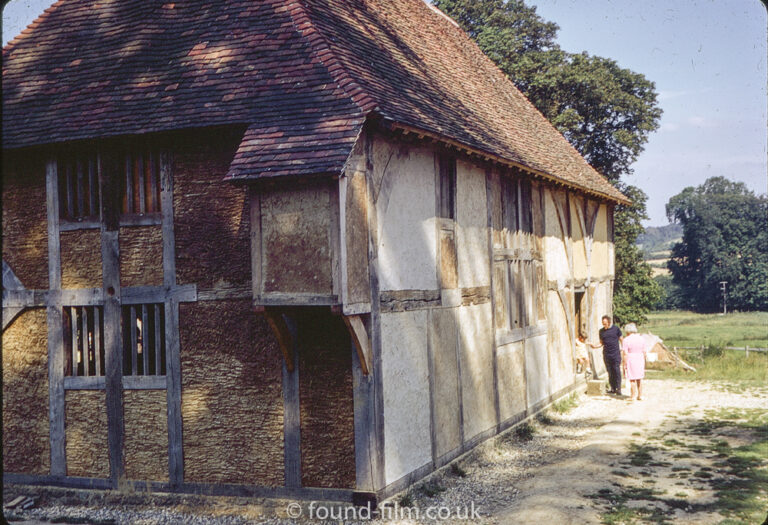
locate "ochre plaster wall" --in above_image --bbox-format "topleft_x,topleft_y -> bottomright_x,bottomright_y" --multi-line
124,389 -> 169,481
119,226 -> 163,287
180,299 -> 284,486
61,229 -> 102,288
2,309 -> 50,474
2,154 -> 49,289
173,131 -> 251,291
65,390 -> 109,478
260,183 -> 333,294
297,311 -> 355,488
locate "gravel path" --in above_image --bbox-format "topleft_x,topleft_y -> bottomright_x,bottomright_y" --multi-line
5,378 -> 767,524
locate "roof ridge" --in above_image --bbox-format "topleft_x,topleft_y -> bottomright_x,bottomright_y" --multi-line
287,0 -> 379,115
2,0 -> 66,55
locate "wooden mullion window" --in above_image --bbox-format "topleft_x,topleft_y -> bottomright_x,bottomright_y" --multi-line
502,176 -> 518,232
122,303 -> 165,376
119,147 -> 161,217
59,152 -> 100,222
439,154 -> 456,220
63,306 -> 104,377
124,153 -> 134,215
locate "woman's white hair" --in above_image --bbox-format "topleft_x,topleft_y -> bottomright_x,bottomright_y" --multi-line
624,323 -> 638,334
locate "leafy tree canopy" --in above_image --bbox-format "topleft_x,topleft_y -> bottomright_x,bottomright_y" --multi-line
433,0 -> 662,182
666,176 -> 768,312
434,0 -> 663,322
612,183 -> 663,324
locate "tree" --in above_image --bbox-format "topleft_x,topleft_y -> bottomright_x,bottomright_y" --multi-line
612,184 -> 663,324
666,177 -> 768,312
434,0 -> 663,321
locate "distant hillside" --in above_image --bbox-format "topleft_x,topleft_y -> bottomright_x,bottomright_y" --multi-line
637,223 -> 683,257
637,223 -> 683,277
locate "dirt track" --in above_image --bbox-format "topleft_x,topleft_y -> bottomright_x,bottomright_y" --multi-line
5,378 -> 767,524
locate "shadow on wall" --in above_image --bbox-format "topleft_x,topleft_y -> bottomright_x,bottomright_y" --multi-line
2,308 -> 51,475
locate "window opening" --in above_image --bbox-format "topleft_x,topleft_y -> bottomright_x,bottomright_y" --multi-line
501,176 -> 518,232
121,150 -> 161,216
438,155 -> 456,220
498,174 -> 540,332
122,304 -> 166,376
64,306 -> 105,376
59,153 -> 100,222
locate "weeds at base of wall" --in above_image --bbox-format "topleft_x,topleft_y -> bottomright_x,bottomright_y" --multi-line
551,393 -> 579,414
449,463 -> 467,478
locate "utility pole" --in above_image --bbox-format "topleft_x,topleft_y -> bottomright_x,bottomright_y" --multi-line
719,281 -> 727,315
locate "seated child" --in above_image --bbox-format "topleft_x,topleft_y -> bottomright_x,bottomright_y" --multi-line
575,333 -> 590,374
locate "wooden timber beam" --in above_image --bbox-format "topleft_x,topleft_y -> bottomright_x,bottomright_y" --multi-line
258,307 -> 295,372
342,314 -> 371,376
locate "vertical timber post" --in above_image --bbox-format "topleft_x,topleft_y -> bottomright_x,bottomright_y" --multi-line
100,151 -> 125,487
160,151 -> 184,488
46,158 -> 66,477
282,314 -> 302,488
364,130 -> 386,492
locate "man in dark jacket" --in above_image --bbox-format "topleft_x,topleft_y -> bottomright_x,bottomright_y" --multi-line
595,315 -> 623,395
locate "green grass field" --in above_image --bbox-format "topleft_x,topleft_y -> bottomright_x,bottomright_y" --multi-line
640,311 -> 768,349
640,310 -> 768,389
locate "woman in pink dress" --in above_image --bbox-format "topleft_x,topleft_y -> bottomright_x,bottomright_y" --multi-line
622,323 -> 647,401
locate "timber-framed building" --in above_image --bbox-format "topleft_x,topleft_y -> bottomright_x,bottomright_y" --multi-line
3,0 -> 623,503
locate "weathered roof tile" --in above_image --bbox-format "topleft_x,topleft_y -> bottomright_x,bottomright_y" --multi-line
2,0 -> 624,201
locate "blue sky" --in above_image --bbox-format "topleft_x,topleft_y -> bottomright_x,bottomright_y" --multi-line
4,0 -> 767,226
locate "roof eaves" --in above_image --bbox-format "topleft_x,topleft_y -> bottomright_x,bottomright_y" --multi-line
379,117 -> 630,205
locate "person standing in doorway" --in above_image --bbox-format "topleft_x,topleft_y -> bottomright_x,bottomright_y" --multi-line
591,315 -> 623,395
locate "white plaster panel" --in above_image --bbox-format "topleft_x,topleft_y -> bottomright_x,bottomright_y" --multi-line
570,197 -> 588,281
592,204 -> 610,278
456,160 -> 490,288
375,139 -> 438,291
458,303 -> 496,440
588,283 -> 608,377
381,310 -> 432,485
547,291 -> 573,393
542,189 -> 569,281
524,333 -> 549,407
430,308 -> 461,458
496,341 -> 526,422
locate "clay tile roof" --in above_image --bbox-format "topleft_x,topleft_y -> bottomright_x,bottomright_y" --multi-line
2,0 -> 625,202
